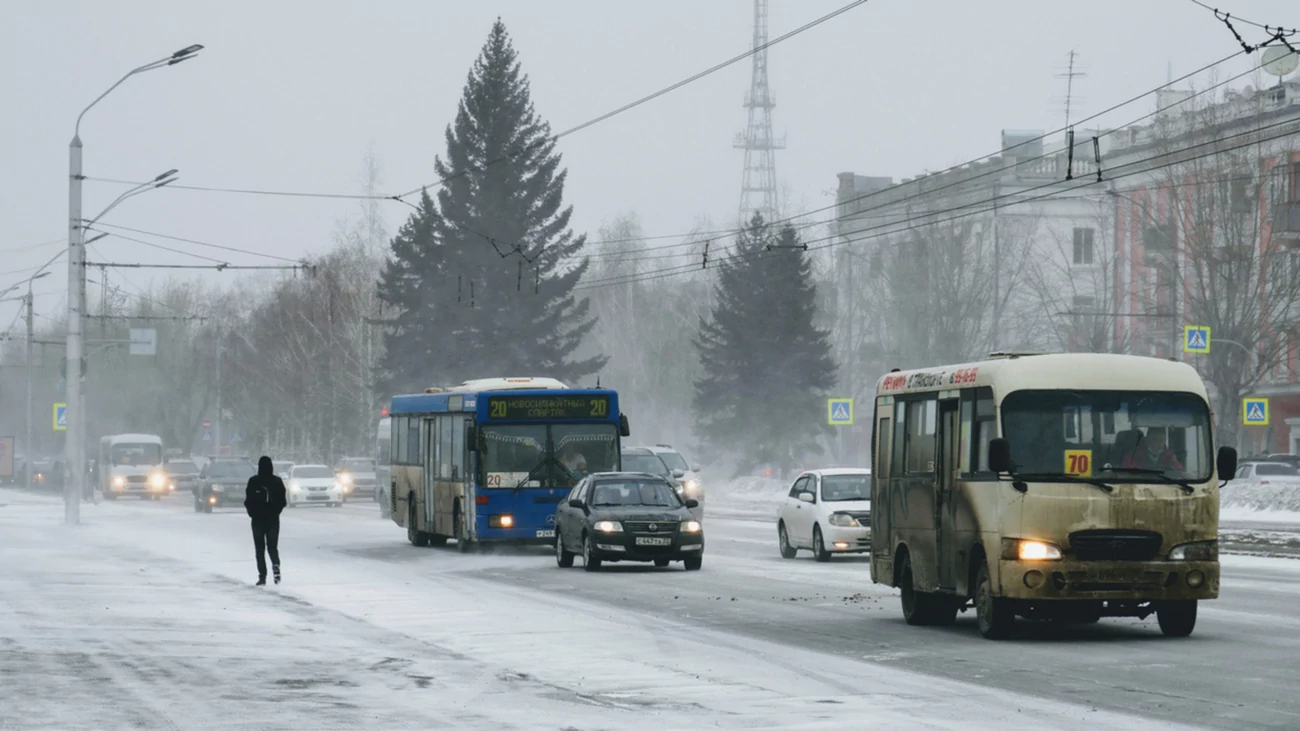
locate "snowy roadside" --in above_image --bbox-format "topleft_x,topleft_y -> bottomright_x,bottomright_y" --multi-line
706,478 -> 1300,559
0,491 -> 1188,730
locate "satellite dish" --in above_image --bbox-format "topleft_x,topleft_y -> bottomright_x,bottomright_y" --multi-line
1262,45 -> 1299,78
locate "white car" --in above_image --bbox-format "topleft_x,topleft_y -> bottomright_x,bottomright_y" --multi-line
1227,460 -> 1300,487
776,468 -> 871,561
286,464 -> 344,508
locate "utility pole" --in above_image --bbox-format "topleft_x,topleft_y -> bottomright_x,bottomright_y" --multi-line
214,325 -> 222,457
66,131 -> 84,525
25,291 -> 34,493
63,43 -> 203,526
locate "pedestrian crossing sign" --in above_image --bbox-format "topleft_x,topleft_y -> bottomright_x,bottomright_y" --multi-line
828,398 -> 854,426
53,403 -> 67,432
1184,326 -> 1210,354
1242,397 -> 1269,426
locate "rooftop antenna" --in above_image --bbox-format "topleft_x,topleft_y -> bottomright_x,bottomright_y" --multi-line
1261,45 -> 1299,88
1055,49 -> 1088,135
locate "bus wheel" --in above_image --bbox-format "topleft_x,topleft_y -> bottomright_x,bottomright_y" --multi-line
975,562 -> 1015,639
407,501 -> 429,548
899,554 -> 936,625
1156,600 -> 1197,637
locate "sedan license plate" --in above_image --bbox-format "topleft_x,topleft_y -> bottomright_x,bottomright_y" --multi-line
635,536 -> 672,546
535,530 -> 555,538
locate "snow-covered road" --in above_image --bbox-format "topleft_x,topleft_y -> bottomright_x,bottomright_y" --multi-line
1,489 -> 1295,729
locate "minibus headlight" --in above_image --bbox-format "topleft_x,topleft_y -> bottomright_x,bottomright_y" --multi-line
1003,538 -> 1062,561
1168,540 -> 1217,561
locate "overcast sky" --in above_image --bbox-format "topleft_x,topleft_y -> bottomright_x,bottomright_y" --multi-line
2,0 -> 1296,328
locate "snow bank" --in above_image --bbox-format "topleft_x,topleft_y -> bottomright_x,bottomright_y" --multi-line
706,475 -> 787,521
1220,483 -> 1300,513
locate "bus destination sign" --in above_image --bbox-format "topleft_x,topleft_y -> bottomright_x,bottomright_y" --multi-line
487,394 -> 610,421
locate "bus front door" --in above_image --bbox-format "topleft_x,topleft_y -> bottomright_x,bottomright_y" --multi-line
936,399 -> 960,590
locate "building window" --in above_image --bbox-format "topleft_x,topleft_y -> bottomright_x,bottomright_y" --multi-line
1073,227 -> 1095,265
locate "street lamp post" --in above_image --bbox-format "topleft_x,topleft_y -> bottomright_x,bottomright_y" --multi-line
64,44 -> 201,525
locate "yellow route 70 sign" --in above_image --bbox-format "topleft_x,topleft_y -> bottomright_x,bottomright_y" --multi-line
1064,449 -> 1093,477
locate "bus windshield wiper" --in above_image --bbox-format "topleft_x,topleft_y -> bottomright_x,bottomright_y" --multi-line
1014,472 -> 1114,494
515,455 -> 570,490
1099,467 -> 1195,494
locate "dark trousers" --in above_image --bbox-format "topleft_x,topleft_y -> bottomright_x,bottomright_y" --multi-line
251,518 -> 281,578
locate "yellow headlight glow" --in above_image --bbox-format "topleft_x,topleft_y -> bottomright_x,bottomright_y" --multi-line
1018,540 -> 1062,561
682,520 -> 702,533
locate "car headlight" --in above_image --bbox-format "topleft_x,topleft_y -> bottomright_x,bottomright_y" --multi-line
112,475 -> 125,487
828,512 -> 860,527
593,520 -> 623,532
1004,539 -> 1063,561
681,520 -> 702,533
1168,540 -> 1218,561
290,482 -> 301,493
338,473 -> 352,484
150,473 -> 166,488
683,478 -> 701,491
488,515 -> 515,528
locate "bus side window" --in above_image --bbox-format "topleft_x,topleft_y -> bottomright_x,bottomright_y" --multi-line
959,396 -> 973,474
876,418 -> 892,480
440,415 -> 454,480
395,418 -> 408,464
892,401 -> 907,475
905,398 -> 937,474
450,415 -> 464,481
971,388 -> 996,474
408,417 -> 421,465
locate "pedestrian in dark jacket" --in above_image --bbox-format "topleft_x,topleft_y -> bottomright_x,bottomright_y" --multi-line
245,455 -> 287,585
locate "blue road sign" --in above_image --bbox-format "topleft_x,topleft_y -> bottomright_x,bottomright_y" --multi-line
53,403 -> 67,432
201,427 -> 212,441
827,398 -> 854,426
1184,326 -> 1211,354
1243,397 -> 1269,426
230,429 -> 243,444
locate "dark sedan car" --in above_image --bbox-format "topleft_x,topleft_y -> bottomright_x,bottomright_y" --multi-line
554,472 -> 703,571
195,458 -> 256,513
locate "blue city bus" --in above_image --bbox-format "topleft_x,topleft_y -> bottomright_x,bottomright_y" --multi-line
388,377 -> 630,550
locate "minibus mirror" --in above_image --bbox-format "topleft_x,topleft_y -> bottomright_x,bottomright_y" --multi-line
619,414 -> 631,437
988,438 -> 1013,473
1217,446 -> 1238,482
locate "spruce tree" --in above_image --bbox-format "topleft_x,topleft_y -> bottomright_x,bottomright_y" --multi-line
693,216 -> 837,476
378,20 -> 604,393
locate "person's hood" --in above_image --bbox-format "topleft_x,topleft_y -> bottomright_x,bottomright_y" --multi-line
258,456 -> 273,477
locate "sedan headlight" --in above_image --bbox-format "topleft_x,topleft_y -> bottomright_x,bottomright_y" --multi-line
1005,539 -> 1063,561
289,482 -> 301,493
828,512 -> 860,527
681,520 -> 702,533
1168,540 -> 1218,561
593,520 -> 623,532
212,484 -> 224,492
112,475 -> 126,487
